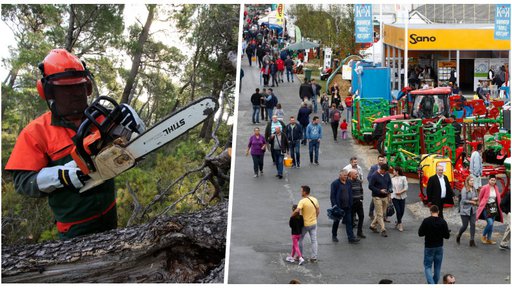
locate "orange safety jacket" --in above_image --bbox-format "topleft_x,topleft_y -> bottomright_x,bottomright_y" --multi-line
5,111 -> 116,236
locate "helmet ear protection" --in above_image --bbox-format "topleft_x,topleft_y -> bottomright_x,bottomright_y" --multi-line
36,51 -> 93,101
36,62 -> 46,100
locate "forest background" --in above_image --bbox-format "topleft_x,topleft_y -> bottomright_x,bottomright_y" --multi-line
1,4 -> 239,245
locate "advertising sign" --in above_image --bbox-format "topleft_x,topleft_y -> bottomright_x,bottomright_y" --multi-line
276,4 -> 284,25
383,24 -> 510,51
355,4 -> 373,43
342,65 -> 352,80
323,48 -> 332,69
474,58 -> 490,91
495,4 -> 511,40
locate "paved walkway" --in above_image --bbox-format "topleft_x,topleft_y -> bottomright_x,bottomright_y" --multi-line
228,60 -> 510,284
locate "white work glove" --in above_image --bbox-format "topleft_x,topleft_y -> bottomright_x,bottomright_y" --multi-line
36,161 -> 90,192
119,104 -> 146,136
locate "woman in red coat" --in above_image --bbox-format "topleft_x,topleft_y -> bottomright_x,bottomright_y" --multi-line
276,58 -> 285,83
476,175 -> 504,244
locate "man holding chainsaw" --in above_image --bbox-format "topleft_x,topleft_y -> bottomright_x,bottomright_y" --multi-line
5,49 -> 145,240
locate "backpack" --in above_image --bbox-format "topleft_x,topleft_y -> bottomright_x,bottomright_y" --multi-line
333,110 -> 341,122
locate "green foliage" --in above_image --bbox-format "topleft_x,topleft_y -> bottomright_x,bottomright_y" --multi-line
1,181 -> 56,245
288,4 -> 358,57
1,4 -> 236,245
114,124 -> 231,226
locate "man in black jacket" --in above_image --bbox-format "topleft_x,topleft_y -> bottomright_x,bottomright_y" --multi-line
426,165 -> 454,219
330,169 -> 360,243
284,55 -> 295,82
265,88 -> 278,119
250,88 -> 262,124
310,78 -> 322,114
418,205 -> 450,284
269,126 -> 288,179
299,80 -> 313,102
297,102 -> 311,145
369,164 -> 392,237
286,116 -> 303,168
349,169 -> 366,239
256,45 -> 265,68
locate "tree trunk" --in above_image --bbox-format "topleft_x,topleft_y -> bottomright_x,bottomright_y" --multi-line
3,68 -> 18,88
65,5 -> 76,52
2,201 -> 227,283
120,4 -> 155,104
199,80 -> 222,140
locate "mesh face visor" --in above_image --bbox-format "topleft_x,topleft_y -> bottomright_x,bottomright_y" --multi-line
49,83 -> 90,117
42,70 -> 92,118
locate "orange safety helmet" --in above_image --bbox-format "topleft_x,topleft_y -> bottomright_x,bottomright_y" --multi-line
36,49 -> 93,118
36,49 -> 93,100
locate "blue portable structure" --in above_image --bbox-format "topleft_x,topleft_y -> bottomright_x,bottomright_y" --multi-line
351,61 -> 392,101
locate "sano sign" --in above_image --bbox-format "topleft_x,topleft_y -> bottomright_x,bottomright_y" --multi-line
384,23 -> 510,51
409,34 -> 436,45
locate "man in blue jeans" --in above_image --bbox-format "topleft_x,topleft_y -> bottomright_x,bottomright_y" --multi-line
306,116 -> 322,165
265,88 -> 278,119
418,205 -> 450,284
286,116 -> 303,168
269,126 -> 288,179
250,88 -> 261,124
330,169 -> 360,243
284,55 -> 294,82
310,78 -> 322,114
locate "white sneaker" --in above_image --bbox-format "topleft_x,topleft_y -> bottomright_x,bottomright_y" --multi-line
253,174 -> 258,178
285,256 -> 295,263
298,257 -> 305,265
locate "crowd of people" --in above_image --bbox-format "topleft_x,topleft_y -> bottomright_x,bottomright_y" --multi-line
242,9 -> 509,284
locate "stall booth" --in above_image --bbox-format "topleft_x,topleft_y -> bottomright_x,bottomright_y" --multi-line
382,23 -> 510,94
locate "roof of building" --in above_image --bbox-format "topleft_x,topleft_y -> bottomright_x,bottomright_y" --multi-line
384,23 -> 495,30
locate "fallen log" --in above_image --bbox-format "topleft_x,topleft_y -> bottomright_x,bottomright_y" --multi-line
2,201 -> 227,283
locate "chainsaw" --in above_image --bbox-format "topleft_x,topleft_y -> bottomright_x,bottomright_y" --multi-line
70,96 -> 218,192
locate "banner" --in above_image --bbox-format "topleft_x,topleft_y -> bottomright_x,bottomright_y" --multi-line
342,65 -> 352,80
295,26 -> 302,43
354,4 -> 373,43
474,58 -> 490,91
323,48 -> 332,69
495,4 -> 511,40
276,4 -> 284,26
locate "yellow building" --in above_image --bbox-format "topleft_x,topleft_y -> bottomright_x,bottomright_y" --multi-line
382,23 -> 510,92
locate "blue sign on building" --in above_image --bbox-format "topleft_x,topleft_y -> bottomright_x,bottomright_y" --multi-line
355,4 -> 373,43
495,4 -> 511,40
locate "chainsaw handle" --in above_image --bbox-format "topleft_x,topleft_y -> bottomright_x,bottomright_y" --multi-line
75,96 -> 122,172
83,96 -> 122,140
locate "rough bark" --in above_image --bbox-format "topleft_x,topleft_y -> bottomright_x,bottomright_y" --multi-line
120,4 -> 155,104
205,147 -> 231,201
2,201 -> 227,283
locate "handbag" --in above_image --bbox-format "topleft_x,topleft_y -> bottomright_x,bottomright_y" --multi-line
486,202 -> 498,218
327,205 -> 344,221
386,202 -> 395,217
